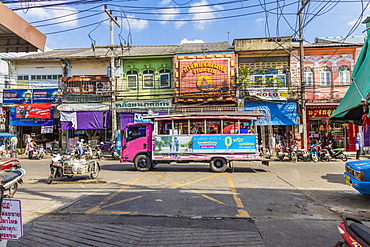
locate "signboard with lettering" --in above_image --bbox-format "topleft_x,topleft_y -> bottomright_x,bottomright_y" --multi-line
3,88 -> 62,104
116,99 -> 172,109
307,106 -> 337,118
174,54 -> 236,102
248,88 -> 288,101
63,95 -> 111,103
0,199 -> 22,240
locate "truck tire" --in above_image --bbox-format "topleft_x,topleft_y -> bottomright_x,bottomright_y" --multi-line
134,154 -> 152,172
210,158 -> 227,173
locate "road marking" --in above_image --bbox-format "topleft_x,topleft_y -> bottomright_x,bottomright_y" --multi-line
85,173 -> 147,214
150,172 -> 224,187
226,173 -> 250,217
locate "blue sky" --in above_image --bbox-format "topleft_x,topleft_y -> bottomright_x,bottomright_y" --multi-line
4,0 -> 370,50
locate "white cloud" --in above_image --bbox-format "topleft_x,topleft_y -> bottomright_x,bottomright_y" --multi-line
180,38 -> 204,44
122,15 -> 149,31
189,0 -> 219,30
160,0 -> 172,5
18,5 -> 78,28
175,19 -> 186,29
255,18 -> 264,25
157,7 -> 180,24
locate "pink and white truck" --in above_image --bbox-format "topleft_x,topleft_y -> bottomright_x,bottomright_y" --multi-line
120,111 -> 269,172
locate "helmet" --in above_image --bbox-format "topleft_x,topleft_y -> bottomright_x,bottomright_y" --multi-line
80,139 -> 84,142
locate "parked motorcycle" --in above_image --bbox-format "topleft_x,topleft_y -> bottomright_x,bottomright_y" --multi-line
326,141 -> 348,161
95,142 -> 103,160
275,142 -> 288,161
83,143 -> 93,160
334,217 -> 370,247
308,142 -> 319,162
259,143 -> 271,159
0,159 -> 25,197
110,143 -> 120,160
46,154 -> 100,184
288,144 -> 298,163
33,144 -> 47,159
318,145 -> 331,162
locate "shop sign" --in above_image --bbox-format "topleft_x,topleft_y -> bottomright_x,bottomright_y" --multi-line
15,104 -> 52,119
63,95 -> 111,103
116,99 -> 172,109
10,107 -> 54,127
0,199 -> 22,240
307,107 -> 336,118
247,88 -> 288,101
3,88 -> 62,104
177,58 -> 234,100
41,126 -> 53,134
0,107 -> 6,130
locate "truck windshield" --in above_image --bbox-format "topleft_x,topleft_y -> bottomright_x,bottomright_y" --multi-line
127,125 -> 146,142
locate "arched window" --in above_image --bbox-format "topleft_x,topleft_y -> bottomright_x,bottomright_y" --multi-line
143,69 -> 154,88
339,65 -> 350,85
303,67 -> 313,86
159,68 -> 171,88
127,70 -> 138,89
320,66 -> 331,86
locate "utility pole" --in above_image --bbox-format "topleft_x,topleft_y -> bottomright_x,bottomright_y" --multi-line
297,0 -> 310,150
105,6 -> 120,141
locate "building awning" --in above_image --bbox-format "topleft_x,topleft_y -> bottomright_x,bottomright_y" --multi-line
0,2 -> 46,52
57,104 -> 110,112
330,28 -> 370,123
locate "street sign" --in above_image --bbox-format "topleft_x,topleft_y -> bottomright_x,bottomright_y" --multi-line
0,199 -> 22,240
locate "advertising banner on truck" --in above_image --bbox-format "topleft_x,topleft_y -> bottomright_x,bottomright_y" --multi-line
154,134 -> 257,154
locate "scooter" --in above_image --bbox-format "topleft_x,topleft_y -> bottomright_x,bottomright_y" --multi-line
0,158 -> 25,197
33,144 -> 47,159
334,217 -> 370,247
110,143 -> 120,160
326,141 -> 348,162
95,142 -> 103,160
276,142 -> 288,161
308,142 -> 319,162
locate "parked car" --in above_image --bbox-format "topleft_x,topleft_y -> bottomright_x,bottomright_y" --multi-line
344,159 -> 370,194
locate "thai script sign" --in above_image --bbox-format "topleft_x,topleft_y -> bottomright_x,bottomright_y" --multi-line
307,107 -> 336,118
64,95 -> 111,103
116,99 -> 172,109
0,199 -> 22,240
3,88 -> 62,104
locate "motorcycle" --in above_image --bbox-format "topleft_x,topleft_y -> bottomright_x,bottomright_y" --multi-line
308,142 -> 319,162
94,143 -> 103,160
276,142 -> 288,161
110,143 -> 120,160
318,142 -> 331,162
334,217 -> 370,247
33,144 -> 47,159
326,141 -> 348,161
0,158 -> 25,197
259,144 -> 271,159
46,154 -> 100,184
288,144 -> 298,163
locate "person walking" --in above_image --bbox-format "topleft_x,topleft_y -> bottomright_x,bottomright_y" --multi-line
355,132 -> 363,160
26,139 -> 34,159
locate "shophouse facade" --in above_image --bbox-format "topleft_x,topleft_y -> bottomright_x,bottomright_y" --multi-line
290,37 -> 364,150
233,37 -> 299,150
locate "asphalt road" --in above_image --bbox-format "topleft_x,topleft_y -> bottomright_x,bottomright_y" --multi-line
3,154 -> 370,246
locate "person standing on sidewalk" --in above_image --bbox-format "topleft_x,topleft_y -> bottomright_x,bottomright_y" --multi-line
355,132 -> 363,160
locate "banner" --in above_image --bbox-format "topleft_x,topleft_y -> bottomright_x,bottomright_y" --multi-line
0,107 -> 6,130
16,104 -> 52,119
10,107 -> 54,126
247,88 -> 288,101
3,88 -> 62,104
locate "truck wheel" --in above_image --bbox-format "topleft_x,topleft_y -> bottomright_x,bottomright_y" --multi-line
134,154 -> 152,172
210,158 -> 227,172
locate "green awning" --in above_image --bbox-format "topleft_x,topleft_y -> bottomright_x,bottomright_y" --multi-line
330,35 -> 370,123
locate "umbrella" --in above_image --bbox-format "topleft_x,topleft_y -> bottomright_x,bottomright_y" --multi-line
223,124 -> 239,133
0,133 -> 15,137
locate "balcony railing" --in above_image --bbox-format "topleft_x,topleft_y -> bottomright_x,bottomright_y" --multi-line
59,76 -> 111,95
